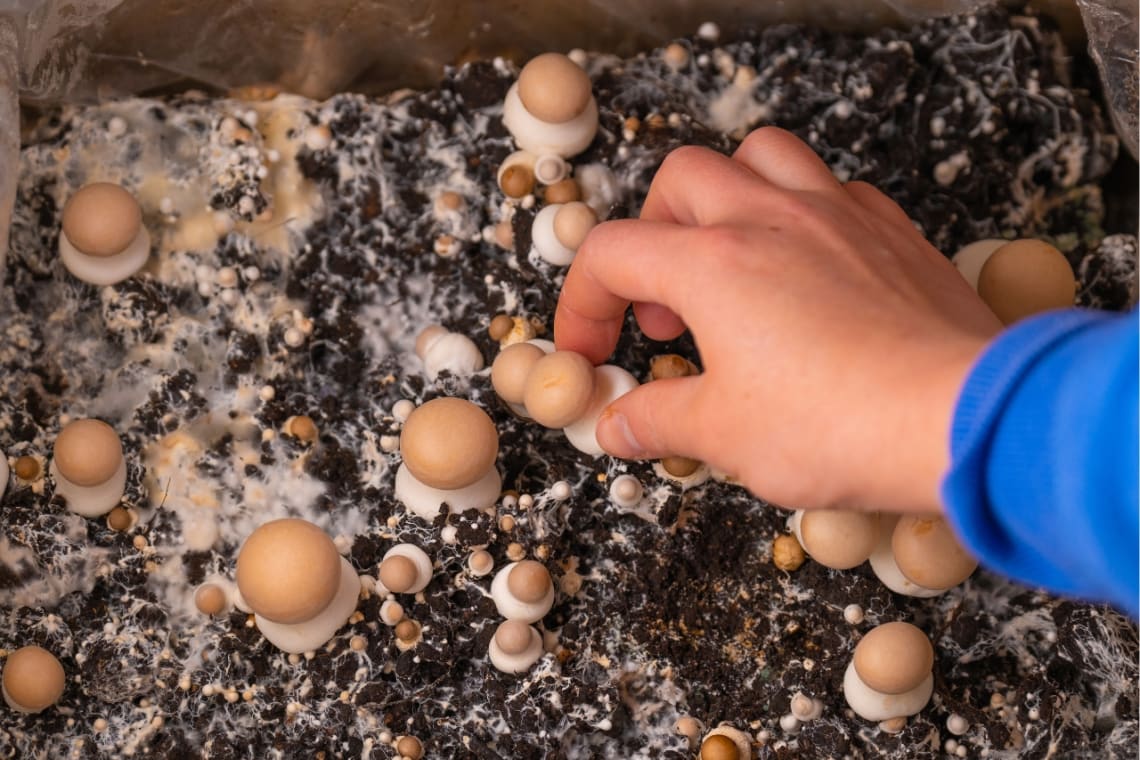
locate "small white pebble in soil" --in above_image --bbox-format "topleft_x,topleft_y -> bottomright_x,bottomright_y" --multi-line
843,603 -> 864,625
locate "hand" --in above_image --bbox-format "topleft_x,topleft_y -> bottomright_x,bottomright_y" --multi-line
553,127 -> 1002,513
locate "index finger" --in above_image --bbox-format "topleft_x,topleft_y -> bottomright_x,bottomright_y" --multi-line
554,219 -> 702,364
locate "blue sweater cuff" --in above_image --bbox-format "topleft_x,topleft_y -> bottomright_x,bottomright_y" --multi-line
942,308 -> 1139,617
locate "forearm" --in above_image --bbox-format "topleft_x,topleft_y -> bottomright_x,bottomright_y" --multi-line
942,308 -> 1139,616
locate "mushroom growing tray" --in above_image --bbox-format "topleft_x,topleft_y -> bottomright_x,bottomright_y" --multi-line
2,7 -> 1138,759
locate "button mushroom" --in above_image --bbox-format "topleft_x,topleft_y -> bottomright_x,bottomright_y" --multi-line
49,418 -> 127,518
58,182 -> 151,285
530,202 -> 597,266
2,646 -> 65,714
977,239 -> 1076,324
502,53 -> 599,158
843,621 -> 934,722
490,560 -> 555,623
790,509 -> 879,570
487,619 -> 544,674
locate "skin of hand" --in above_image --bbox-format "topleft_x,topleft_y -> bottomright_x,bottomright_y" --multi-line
553,127 -> 1003,514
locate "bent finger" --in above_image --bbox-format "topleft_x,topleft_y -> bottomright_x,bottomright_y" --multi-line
732,126 -> 842,193
633,302 -> 687,341
554,219 -> 702,363
595,375 -> 706,460
640,144 -> 770,226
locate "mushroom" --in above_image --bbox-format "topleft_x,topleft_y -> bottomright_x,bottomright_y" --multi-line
543,178 -> 581,204
608,474 -> 643,509
490,560 -> 555,623
789,509 -> 879,570
502,53 -> 599,158
491,342 -> 546,408
378,543 -> 432,595
977,239 -> 1076,324
523,350 -> 596,428
379,600 -> 404,626
467,549 -> 494,577
49,418 -> 127,518
563,365 -> 640,456
869,514 -> 977,596
950,238 -> 1007,289
395,736 -> 424,760
414,326 -> 484,380
497,151 -> 537,198
530,201 -> 597,266
2,646 -> 65,714
58,182 -> 151,285
488,314 -> 515,342
234,518 -> 360,653
843,621 -> 934,722
699,726 -> 751,759
487,619 -> 544,674
395,398 -> 502,520
194,582 -> 230,617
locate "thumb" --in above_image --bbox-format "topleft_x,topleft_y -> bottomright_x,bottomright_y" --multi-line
596,375 -> 704,460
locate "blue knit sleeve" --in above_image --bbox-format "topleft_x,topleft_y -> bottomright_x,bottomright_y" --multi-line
941,308 -> 1139,617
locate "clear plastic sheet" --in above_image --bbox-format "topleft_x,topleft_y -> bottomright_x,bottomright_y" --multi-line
1,0 -> 1136,273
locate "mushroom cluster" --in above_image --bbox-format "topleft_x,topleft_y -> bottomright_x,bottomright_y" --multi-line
233,518 -> 359,653
951,237 -> 1076,324
491,345 -> 638,457
394,397 -> 502,519
50,418 -> 127,518
58,182 -> 151,285
486,559 -> 554,674
2,645 -> 66,714
844,621 -> 934,727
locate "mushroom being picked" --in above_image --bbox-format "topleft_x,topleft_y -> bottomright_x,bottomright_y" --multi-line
563,364 -> 640,456
414,325 -> 484,380
394,398 -> 502,520
530,201 -> 597,266
58,182 -> 151,285
2,646 -> 66,714
844,621 -> 934,723
789,509 -> 879,570
502,53 -> 599,159
234,518 -> 359,653
378,543 -> 432,595
49,418 -> 127,517
976,239 -> 1076,324
523,350 -> 596,428
487,619 -> 544,674
870,515 -> 977,596
490,560 -> 555,623
491,342 -> 546,417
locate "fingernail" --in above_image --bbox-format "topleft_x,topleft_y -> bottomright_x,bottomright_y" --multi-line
596,410 -> 648,459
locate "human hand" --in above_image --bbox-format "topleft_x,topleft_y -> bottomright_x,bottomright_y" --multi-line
553,127 -> 1002,513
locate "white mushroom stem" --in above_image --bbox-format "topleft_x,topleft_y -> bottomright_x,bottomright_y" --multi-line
488,625 -> 544,673
490,562 -> 555,623
59,227 -> 151,286
379,544 -> 433,594
394,463 -> 501,521
49,458 -> 127,518
530,204 -> 577,266
501,83 -> 598,158
843,661 -> 933,722
563,365 -> 639,456
254,557 -> 360,654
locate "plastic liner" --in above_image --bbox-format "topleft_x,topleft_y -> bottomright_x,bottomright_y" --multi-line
1,0 -> 1136,269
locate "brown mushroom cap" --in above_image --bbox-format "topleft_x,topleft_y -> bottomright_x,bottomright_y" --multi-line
522,351 -> 596,428
235,518 -> 341,624
544,178 -> 581,204
799,510 -> 879,570
517,53 -> 592,123
494,620 -> 534,655
853,621 -> 933,695
194,583 -> 228,616
54,418 -> 123,487
491,342 -> 545,405
395,735 -> 424,760
394,619 -> 421,643
61,182 -> 142,257
661,456 -> 700,478
379,555 -> 419,593
400,398 -> 499,490
499,163 -> 535,199
2,645 -> 65,712
892,516 -> 978,590
700,734 -> 739,760
552,202 -> 597,251
507,560 -> 552,604
977,239 -> 1076,324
